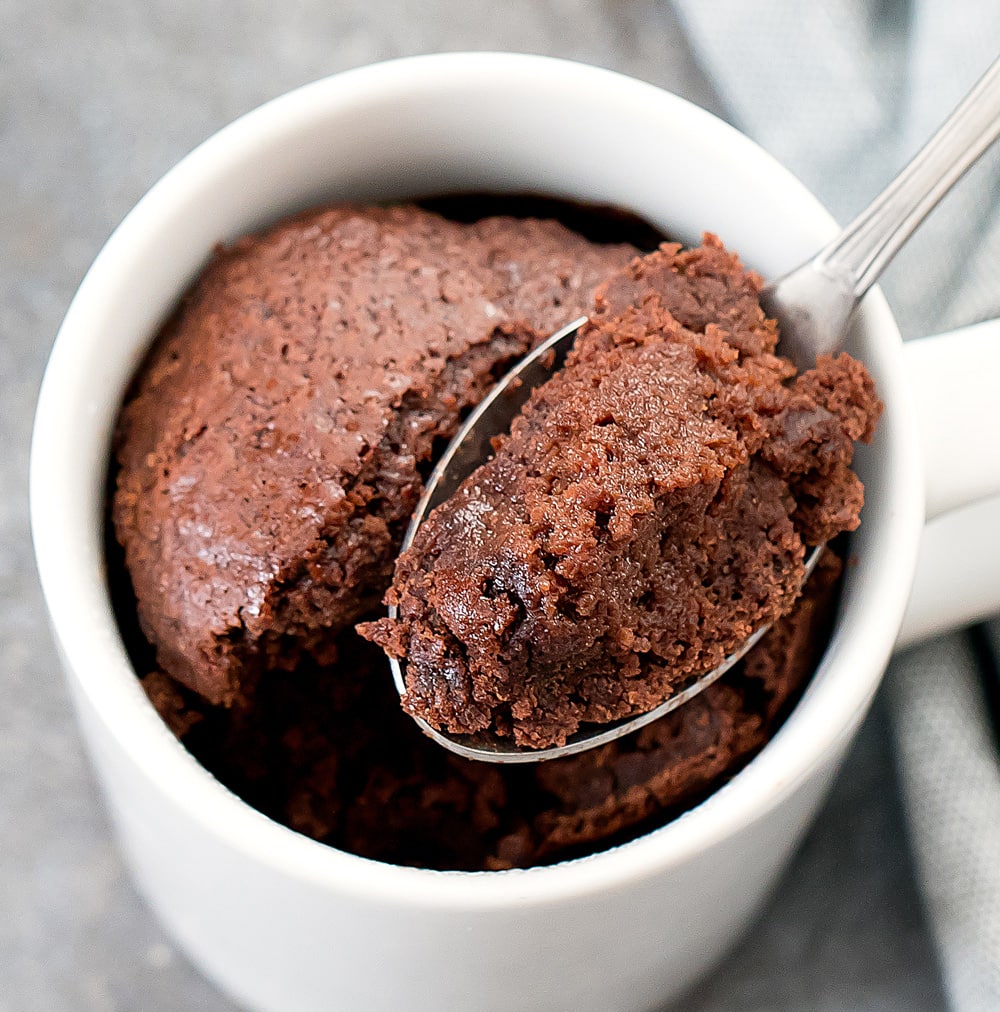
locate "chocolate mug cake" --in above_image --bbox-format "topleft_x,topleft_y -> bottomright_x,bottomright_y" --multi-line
109,196 -> 878,870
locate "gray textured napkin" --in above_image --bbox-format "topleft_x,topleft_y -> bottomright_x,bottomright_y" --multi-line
670,3 -> 1000,1008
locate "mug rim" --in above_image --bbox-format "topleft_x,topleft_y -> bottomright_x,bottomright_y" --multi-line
30,51 -> 925,909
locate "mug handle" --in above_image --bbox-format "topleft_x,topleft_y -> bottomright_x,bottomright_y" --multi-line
897,317 -> 1000,646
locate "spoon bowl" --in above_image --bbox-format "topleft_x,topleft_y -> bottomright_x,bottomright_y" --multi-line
389,317 -> 824,762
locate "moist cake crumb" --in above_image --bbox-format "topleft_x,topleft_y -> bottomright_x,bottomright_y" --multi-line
362,237 -> 881,747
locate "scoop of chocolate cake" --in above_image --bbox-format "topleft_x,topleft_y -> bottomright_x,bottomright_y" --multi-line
113,204 -> 637,706
361,236 -> 881,748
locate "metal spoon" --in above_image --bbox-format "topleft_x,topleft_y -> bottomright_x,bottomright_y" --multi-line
391,56 -> 1000,763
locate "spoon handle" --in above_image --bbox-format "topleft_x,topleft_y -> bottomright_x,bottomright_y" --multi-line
822,55 -> 1000,299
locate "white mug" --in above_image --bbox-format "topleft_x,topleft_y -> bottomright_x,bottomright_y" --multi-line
30,53 -> 1000,1012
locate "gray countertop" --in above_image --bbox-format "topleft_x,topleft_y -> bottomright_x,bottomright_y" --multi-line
2,2 -> 946,1008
